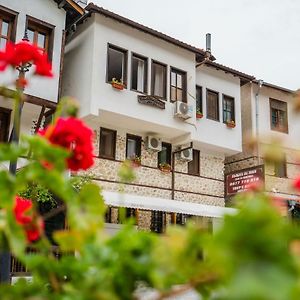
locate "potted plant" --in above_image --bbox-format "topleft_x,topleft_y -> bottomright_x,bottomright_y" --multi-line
159,162 -> 171,173
226,120 -> 236,128
196,109 -> 203,119
130,155 -> 141,167
111,78 -> 125,90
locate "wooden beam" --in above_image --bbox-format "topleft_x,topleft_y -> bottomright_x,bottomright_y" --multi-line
66,0 -> 85,15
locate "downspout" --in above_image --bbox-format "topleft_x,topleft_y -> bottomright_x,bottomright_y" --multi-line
255,79 -> 263,164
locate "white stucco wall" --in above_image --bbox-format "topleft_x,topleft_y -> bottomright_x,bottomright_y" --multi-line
0,0 -> 65,102
195,66 -> 242,154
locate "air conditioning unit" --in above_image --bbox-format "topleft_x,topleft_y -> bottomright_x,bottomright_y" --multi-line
146,136 -> 162,151
179,148 -> 193,162
174,101 -> 193,119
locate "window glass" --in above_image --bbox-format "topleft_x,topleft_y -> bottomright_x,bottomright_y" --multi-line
170,68 -> 186,102
0,9 -> 17,49
223,95 -> 235,123
151,211 -> 165,234
126,134 -> 141,159
188,149 -> 200,175
131,54 -> 147,93
158,142 -> 171,167
100,128 -> 116,159
196,86 -> 202,113
152,62 -> 166,99
107,46 -> 126,83
270,99 -> 288,133
206,90 -> 219,121
274,155 -> 287,178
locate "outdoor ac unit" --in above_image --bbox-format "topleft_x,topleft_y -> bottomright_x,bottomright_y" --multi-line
146,136 -> 162,152
174,101 -> 193,119
179,148 -> 193,162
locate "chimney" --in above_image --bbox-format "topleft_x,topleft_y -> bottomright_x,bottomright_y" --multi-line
205,33 -> 211,59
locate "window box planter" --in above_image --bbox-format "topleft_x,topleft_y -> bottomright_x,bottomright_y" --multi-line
159,163 -> 171,174
111,78 -> 125,90
196,112 -> 203,119
226,121 -> 236,128
130,156 -> 141,168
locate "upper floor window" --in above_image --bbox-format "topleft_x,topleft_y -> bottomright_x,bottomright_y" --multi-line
270,99 -> 288,133
126,134 -> 141,159
151,60 -> 166,99
206,89 -> 219,121
26,16 -> 54,61
107,44 -> 127,85
0,6 -> 17,49
196,85 -> 203,114
158,142 -> 172,167
0,107 -> 11,142
99,127 -> 116,159
131,53 -> 147,93
188,149 -> 200,176
274,155 -> 287,178
223,95 -> 235,123
170,68 -> 187,103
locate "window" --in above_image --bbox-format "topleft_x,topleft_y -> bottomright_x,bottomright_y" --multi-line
107,44 -> 127,85
188,149 -> 200,175
206,89 -> 219,121
151,211 -> 165,234
131,54 -> 147,93
151,61 -> 166,99
158,142 -> 171,167
270,99 -> 288,133
0,107 -> 11,142
196,86 -> 202,113
126,134 -> 141,159
26,16 -> 54,60
274,155 -> 287,178
223,95 -> 235,123
99,128 -> 116,159
0,6 -> 17,49
170,68 -> 187,102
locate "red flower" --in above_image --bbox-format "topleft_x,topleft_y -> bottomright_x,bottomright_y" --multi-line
293,176 -> 300,190
13,196 -> 44,242
0,41 -> 53,77
15,78 -> 28,89
39,117 -> 94,171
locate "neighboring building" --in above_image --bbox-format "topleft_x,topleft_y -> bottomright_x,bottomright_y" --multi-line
62,4 -> 248,232
0,0 -> 83,145
225,81 -> 300,210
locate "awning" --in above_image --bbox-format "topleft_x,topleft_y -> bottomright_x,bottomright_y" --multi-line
102,191 -> 236,218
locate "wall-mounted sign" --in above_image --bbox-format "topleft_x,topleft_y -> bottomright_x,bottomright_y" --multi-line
226,165 -> 264,196
138,95 -> 165,109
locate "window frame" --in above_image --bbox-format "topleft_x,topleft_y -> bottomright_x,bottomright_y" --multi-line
170,67 -> 187,103
126,133 -> 142,159
269,98 -> 288,134
222,94 -> 235,123
151,60 -> 167,100
106,43 -> 128,87
26,15 -> 55,62
157,142 -> 172,168
188,149 -> 200,176
274,154 -> 287,178
206,89 -> 219,121
150,211 -> 166,234
0,107 -> 11,142
0,5 -> 18,47
131,52 -> 148,94
196,85 -> 203,114
99,127 -> 117,160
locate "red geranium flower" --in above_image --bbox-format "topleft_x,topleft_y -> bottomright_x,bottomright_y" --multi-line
39,117 -> 94,171
0,41 -> 53,77
293,176 -> 300,191
13,196 -> 44,243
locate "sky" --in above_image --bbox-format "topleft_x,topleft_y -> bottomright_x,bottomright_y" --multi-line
90,0 -> 300,90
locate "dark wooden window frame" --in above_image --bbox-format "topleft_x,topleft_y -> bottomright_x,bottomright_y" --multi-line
222,94 -> 235,123
206,89 -> 219,121
196,85 -> 203,113
26,15 -> 55,62
106,43 -> 128,87
126,133 -> 142,159
157,142 -> 172,167
151,59 -> 167,100
170,66 -> 187,103
0,107 -> 12,142
130,52 -> 148,94
0,5 -> 18,45
99,127 -> 117,160
188,149 -> 200,176
269,98 -> 288,134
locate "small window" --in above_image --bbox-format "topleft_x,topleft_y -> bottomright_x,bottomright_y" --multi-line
126,134 -> 141,159
176,213 -> 192,226
0,107 -> 11,142
158,142 -> 172,167
151,61 -> 166,99
26,16 -> 54,61
270,99 -> 288,133
0,6 -> 17,49
188,149 -> 200,175
99,128 -> 116,159
107,44 -> 127,86
170,68 -> 187,102
131,54 -> 147,93
223,95 -> 235,123
151,211 -> 165,234
274,155 -> 287,178
196,86 -> 202,114
206,89 -> 219,121
105,207 -> 112,223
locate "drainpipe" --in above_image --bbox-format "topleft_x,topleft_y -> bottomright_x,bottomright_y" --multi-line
255,79 -> 263,164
